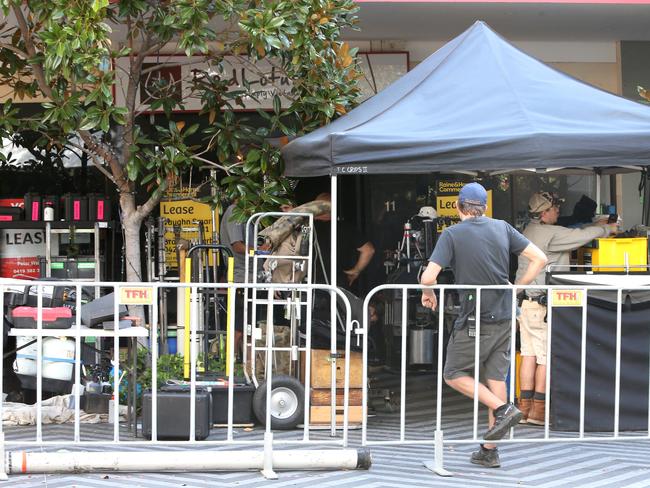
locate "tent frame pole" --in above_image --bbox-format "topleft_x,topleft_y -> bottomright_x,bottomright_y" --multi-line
330,174 -> 338,433
331,174 -> 337,290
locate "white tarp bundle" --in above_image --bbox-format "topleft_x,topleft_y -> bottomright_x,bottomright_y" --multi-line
2,395 -> 127,426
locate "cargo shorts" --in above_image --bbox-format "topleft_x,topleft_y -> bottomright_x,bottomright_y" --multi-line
519,300 -> 548,365
443,319 -> 512,382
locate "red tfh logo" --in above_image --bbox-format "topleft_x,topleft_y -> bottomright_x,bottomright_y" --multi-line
125,289 -> 148,299
558,292 -> 577,301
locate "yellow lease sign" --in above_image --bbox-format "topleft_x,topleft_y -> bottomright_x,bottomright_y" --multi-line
436,183 -> 492,232
159,199 -> 217,269
120,286 -> 154,305
551,290 -> 583,307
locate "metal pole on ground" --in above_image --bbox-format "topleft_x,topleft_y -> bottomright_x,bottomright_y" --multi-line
423,287 -> 452,476
5,449 -> 372,475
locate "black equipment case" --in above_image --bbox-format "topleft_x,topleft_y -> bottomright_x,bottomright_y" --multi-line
142,386 -> 212,440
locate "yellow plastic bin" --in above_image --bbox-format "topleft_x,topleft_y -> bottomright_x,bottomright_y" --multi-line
591,237 -> 648,272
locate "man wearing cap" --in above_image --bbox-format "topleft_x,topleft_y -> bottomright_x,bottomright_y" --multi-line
515,191 -> 618,427
420,182 -> 547,468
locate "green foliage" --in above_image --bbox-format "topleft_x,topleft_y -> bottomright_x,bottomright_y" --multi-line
135,350 -> 185,390
0,0 -> 361,263
131,349 -> 243,401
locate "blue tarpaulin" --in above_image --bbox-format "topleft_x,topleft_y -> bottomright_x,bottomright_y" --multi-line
282,21 -> 650,177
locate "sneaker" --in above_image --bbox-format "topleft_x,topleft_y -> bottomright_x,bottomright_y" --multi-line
470,445 -> 500,468
483,403 -> 523,441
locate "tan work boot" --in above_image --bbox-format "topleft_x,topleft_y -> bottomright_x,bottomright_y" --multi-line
527,399 -> 545,426
518,398 -> 532,424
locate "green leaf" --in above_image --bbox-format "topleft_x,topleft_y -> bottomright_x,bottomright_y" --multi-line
92,0 -> 109,13
267,36 -> 282,50
272,95 -> 281,115
246,149 -> 260,163
267,17 -> 285,29
127,161 -> 139,181
78,115 -> 99,131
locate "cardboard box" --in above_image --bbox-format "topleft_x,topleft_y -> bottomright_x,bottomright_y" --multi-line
300,349 -> 363,389
310,387 -> 363,406
310,405 -> 363,424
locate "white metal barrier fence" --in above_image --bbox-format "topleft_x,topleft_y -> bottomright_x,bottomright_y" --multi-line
362,283 -> 650,476
0,280 -> 370,479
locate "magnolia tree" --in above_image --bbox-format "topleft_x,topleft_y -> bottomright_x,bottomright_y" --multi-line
0,0 -> 360,282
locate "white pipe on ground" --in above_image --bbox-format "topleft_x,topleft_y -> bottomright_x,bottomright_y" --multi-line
6,448 -> 371,475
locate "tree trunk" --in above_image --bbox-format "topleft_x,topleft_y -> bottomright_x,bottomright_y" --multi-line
120,196 -> 147,331
123,216 -> 144,283
121,208 -> 144,283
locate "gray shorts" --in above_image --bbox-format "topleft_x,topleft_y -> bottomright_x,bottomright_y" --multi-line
443,320 -> 512,382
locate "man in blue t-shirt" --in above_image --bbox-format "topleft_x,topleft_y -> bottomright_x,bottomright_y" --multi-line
420,182 -> 547,468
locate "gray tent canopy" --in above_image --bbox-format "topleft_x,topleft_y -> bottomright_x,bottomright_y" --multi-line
281,21 -> 650,177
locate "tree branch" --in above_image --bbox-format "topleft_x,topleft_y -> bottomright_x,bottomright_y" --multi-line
0,42 -> 29,59
121,31 -> 155,170
66,138 -> 117,183
28,129 -> 117,184
135,189 -> 162,222
11,4 -> 53,100
192,155 -> 230,173
77,130 -> 130,193
142,40 -> 167,57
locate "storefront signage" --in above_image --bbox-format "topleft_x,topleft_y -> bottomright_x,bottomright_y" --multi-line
115,53 -> 408,112
551,289 -> 584,307
119,286 -> 153,305
0,202 -> 60,278
435,180 -> 492,231
159,199 -> 216,269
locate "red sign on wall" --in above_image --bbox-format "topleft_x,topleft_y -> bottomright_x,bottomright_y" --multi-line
0,198 -> 58,278
0,198 -> 24,209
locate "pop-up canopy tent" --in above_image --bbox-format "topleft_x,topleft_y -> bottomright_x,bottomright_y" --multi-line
282,21 -> 650,176
280,20 -> 650,287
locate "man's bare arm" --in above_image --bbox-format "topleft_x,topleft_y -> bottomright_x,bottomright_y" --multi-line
420,261 -> 443,309
343,242 -> 376,285
231,240 -> 246,255
515,243 -> 548,286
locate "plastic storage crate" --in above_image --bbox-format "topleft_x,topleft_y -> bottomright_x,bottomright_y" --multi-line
592,237 -> 648,272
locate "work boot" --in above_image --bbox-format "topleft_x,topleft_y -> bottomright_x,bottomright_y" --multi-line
470,445 -> 501,468
518,397 -> 532,424
483,403 -> 523,441
527,399 -> 546,426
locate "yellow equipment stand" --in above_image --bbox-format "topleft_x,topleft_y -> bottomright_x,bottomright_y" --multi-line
183,257 -> 192,379
183,255 -> 235,379
225,256 -> 234,378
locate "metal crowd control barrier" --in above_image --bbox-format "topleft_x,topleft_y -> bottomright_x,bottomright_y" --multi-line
243,211 -> 315,391
0,280 -> 370,479
362,283 -> 650,477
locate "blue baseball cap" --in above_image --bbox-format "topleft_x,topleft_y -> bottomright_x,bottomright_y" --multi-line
458,182 -> 487,206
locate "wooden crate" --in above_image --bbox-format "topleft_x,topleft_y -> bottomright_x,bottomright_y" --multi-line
310,388 -> 363,406
310,405 -> 363,424
300,349 -> 363,389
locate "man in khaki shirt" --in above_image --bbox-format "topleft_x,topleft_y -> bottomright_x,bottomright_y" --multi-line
515,192 -> 618,425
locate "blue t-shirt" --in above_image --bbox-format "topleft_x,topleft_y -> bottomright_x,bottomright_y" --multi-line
429,216 -> 529,328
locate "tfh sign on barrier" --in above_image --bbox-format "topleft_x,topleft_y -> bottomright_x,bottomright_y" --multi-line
361,283 -> 650,477
119,286 -> 154,305
0,280 -> 369,479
